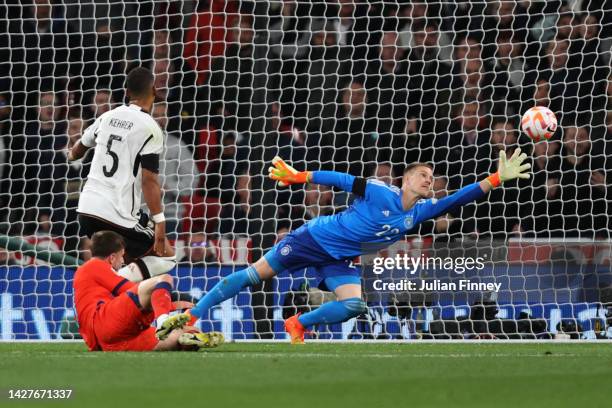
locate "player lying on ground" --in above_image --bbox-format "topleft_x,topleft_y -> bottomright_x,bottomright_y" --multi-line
73,230 -> 224,351
68,67 -> 176,283
169,149 -> 530,344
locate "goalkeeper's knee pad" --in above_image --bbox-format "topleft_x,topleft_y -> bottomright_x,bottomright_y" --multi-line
341,298 -> 367,319
117,256 -> 176,282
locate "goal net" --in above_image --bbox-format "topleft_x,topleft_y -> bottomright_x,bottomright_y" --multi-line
0,1 -> 611,341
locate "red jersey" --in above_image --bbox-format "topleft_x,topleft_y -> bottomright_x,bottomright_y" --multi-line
73,258 -> 136,350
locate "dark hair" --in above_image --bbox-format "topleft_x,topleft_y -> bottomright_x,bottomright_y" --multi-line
126,67 -> 154,99
403,162 -> 433,176
91,231 -> 125,258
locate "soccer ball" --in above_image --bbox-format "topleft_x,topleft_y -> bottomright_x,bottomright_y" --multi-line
521,106 -> 557,142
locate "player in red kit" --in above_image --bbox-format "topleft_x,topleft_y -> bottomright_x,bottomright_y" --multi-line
73,231 -> 223,351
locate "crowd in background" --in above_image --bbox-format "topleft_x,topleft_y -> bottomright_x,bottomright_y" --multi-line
0,0 -> 611,264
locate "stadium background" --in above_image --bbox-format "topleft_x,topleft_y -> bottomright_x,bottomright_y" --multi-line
0,0 -> 611,340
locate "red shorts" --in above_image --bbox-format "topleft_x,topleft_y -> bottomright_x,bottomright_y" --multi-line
93,290 -> 157,351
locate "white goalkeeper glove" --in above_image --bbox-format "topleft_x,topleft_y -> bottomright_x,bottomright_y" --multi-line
486,148 -> 531,187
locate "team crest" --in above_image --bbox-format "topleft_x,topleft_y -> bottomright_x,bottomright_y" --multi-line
280,245 -> 292,256
404,216 -> 414,229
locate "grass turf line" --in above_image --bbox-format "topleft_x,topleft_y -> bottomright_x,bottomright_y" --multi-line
1,343 -> 610,408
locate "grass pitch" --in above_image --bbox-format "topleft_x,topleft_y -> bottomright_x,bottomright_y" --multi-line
1,342 -> 611,408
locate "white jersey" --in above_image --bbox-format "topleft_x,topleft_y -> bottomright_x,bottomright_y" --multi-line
77,104 -> 164,228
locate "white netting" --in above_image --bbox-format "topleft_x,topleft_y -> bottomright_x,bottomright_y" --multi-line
0,1 -> 611,340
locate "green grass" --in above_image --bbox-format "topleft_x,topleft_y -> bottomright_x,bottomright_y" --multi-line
1,342 -> 611,408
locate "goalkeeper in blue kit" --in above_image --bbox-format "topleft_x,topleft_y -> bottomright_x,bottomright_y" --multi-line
173,149 -> 531,343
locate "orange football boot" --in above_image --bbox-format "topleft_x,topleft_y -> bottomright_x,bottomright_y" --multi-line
284,313 -> 309,344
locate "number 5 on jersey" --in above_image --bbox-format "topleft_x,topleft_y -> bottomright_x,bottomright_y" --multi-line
103,134 -> 123,177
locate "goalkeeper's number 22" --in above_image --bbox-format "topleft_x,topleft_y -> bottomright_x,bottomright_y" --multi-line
375,224 -> 400,240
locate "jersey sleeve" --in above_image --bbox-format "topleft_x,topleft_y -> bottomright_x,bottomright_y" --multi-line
311,171 -> 356,192
94,268 -> 135,296
415,182 -> 486,223
80,117 -> 102,148
141,120 -> 164,156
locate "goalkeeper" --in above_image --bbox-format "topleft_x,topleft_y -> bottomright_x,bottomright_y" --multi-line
174,150 -> 530,343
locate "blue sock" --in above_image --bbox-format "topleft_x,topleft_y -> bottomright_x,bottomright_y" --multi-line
297,298 -> 366,328
190,266 -> 261,318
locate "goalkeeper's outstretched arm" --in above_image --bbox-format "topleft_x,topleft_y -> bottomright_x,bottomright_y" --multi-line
420,148 -> 531,220
268,156 -> 365,195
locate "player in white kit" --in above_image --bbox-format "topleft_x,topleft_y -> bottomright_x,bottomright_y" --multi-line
68,67 -> 176,282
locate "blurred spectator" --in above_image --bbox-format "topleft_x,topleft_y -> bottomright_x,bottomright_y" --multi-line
481,0 -> 529,63
366,31 -> 410,138
490,118 -> 519,152
375,163 -> 395,186
4,0 -> 70,114
532,78 -> 552,107
451,54 -> 497,106
153,29 -> 171,60
472,118 -> 521,237
492,30 -> 535,115
205,130 -> 249,203
542,38 -> 574,116
74,21 -> 127,100
183,0 -> 238,86
434,98 -> 490,190
21,91 -> 67,221
332,0 -> 382,63
268,1 -> 319,61
290,184 -> 334,222
530,3 -> 573,43
295,22 -> 352,132
49,115 -> 88,253
568,12 -> 609,124
150,53 -> 184,134
518,138 -> 563,236
333,80 -> 377,175
219,172 -> 253,237
153,102 -> 199,238
267,2 -> 326,121
88,89 -> 115,118
398,2 -> 444,51
559,125 -> 609,236
202,12 -> 258,133
407,20 -> 453,136
179,233 -> 217,265
453,35 -> 482,62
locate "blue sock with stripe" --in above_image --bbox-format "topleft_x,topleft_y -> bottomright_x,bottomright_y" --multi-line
190,266 -> 261,318
297,297 -> 366,328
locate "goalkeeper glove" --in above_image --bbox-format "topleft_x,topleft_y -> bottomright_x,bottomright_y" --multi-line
268,156 -> 311,187
486,148 -> 531,188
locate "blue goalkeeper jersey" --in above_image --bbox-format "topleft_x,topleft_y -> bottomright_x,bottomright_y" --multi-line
306,172 -> 486,259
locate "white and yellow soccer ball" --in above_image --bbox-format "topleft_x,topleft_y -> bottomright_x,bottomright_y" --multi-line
521,106 -> 557,142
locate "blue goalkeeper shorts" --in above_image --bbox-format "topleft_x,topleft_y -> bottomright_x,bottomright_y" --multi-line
264,224 -> 360,291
